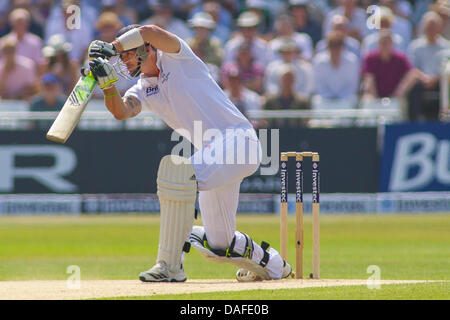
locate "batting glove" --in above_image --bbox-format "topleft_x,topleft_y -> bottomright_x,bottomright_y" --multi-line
88,40 -> 117,59
89,57 -> 118,90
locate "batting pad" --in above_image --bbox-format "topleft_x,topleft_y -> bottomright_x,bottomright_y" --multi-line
156,155 -> 197,268
189,226 -> 271,280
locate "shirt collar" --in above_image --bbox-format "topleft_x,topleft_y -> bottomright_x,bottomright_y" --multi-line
140,49 -> 162,82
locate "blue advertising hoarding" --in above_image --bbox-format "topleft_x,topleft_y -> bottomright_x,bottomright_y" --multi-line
379,122 -> 450,192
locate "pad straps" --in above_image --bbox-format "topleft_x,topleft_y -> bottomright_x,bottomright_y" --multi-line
238,233 -> 254,259
259,241 -> 270,268
201,232 -> 270,268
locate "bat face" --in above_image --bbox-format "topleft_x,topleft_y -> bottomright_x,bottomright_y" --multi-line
46,74 -> 97,144
68,75 -> 97,108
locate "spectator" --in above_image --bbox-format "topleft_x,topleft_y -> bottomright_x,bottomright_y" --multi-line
45,0 -> 95,63
203,0 -> 231,44
0,40 -> 36,100
430,0 -> 450,39
141,0 -> 193,40
189,0 -> 233,32
264,63 -> 310,128
245,0 -> 273,37
41,34 -> 79,96
223,65 -> 263,125
269,14 -> 314,62
9,0 -> 45,38
362,30 -> 417,101
315,14 -> 361,59
29,73 -> 66,129
101,0 -> 138,26
288,0 -> 323,46
187,12 -> 223,68
95,11 -> 123,43
378,0 -> 413,44
0,8 -> 45,72
362,6 -> 407,55
323,0 -> 368,42
223,11 -> 270,65
312,31 -> 360,109
265,38 -> 313,98
407,11 -> 450,120
222,42 -> 264,94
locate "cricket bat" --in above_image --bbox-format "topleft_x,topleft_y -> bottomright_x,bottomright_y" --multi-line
46,71 -> 97,144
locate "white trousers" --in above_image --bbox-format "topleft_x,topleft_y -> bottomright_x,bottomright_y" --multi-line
189,127 -> 284,278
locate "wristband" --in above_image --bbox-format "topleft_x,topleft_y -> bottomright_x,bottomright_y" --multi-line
104,91 -> 118,98
117,28 -> 144,51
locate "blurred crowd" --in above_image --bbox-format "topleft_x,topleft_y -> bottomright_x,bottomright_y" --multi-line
0,0 -> 449,127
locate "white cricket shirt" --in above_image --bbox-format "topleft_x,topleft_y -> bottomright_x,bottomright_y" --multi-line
124,37 -> 253,150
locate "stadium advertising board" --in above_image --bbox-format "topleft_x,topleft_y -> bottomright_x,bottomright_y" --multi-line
379,123 -> 450,192
0,127 -> 378,194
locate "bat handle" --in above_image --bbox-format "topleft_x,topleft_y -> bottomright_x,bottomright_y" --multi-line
80,67 -> 91,77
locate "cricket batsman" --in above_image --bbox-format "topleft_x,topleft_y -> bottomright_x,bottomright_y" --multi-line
87,24 -> 292,282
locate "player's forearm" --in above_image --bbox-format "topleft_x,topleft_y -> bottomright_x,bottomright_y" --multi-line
103,87 -> 124,119
103,86 -> 142,120
112,25 -> 180,54
103,86 -> 131,120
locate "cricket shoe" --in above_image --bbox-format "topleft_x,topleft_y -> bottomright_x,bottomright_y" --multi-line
139,261 -> 187,282
236,260 -> 293,282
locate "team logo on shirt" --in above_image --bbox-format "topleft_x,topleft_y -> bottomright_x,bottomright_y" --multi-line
146,85 -> 159,97
159,63 -> 170,84
161,71 -> 171,84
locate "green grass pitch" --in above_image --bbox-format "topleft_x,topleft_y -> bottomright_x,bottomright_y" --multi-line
0,214 -> 448,299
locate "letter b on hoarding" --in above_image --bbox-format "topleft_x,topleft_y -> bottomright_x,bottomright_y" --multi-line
389,133 -> 450,191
